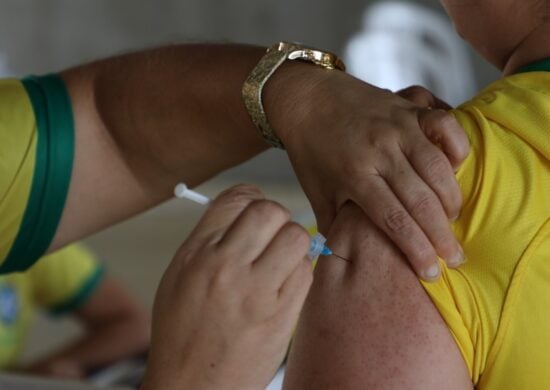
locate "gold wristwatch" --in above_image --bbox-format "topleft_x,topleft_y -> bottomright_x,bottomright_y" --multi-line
242,42 -> 346,149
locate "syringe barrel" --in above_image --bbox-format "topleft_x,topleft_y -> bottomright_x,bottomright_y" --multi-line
174,183 -> 331,258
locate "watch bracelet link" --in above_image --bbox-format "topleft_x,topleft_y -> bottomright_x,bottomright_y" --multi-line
242,47 -> 288,149
242,42 -> 345,149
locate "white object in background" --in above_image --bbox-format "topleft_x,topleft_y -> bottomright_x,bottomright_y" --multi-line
266,366 -> 285,390
344,1 -> 476,106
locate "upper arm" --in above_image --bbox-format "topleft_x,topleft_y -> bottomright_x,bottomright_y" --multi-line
283,202 -> 472,390
50,70 -> 162,253
0,73 -> 156,272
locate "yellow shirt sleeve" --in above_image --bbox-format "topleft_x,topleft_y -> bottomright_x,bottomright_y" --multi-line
27,243 -> 105,315
0,79 -> 37,265
0,75 -> 75,274
421,72 -> 550,389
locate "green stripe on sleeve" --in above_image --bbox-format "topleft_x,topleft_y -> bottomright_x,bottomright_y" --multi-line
0,75 -> 75,273
48,265 -> 106,316
516,58 -> 550,74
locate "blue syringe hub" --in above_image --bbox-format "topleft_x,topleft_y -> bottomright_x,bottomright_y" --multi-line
308,232 -> 333,259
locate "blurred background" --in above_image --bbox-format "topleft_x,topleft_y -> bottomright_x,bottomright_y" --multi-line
0,0 -> 500,386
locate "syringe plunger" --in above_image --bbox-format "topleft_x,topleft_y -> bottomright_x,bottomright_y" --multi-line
174,183 -> 211,205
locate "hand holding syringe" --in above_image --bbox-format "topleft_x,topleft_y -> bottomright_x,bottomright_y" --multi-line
174,183 -> 350,262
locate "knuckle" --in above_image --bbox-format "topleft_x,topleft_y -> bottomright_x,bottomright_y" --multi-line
425,109 -> 455,130
410,193 -> 439,217
282,223 -> 310,249
208,264 -> 234,292
217,184 -> 263,204
438,111 -> 459,127
247,200 -> 290,222
172,245 -> 202,269
365,124 -> 401,151
383,208 -> 413,235
424,153 -> 450,178
409,85 -> 430,94
403,85 -> 431,101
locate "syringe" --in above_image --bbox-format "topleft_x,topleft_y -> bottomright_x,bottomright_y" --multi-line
174,183 -> 343,260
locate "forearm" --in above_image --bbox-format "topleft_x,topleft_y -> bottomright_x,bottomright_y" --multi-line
29,313 -> 150,378
28,278 -> 150,378
48,42 -> 467,285
50,44 -> 332,250
52,43 -> 320,250
66,44 -> 271,189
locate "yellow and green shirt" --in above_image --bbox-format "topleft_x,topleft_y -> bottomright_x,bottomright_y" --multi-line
0,243 -> 103,368
421,67 -> 550,389
0,75 -> 74,273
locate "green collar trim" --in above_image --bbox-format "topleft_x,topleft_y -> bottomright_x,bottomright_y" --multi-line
0,75 -> 75,274
516,58 -> 550,74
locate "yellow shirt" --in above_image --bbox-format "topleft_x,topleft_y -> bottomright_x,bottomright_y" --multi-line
421,72 -> 550,389
0,79 -> 37,267
0,76 -> 74,274
0,243 -> 103,368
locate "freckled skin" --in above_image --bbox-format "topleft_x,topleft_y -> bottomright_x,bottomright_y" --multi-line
283,2 -> 550,389
284,203 -> 471,389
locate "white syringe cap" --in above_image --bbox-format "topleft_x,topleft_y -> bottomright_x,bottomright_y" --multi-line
174,183 -> 211,205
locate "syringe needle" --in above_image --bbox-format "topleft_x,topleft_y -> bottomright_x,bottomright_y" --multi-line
331,252 -> 352,263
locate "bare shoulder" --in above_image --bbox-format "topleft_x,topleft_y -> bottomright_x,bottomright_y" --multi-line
284,202 -> 471,390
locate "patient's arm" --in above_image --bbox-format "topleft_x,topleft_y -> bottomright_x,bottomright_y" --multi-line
283,202 -> 471,389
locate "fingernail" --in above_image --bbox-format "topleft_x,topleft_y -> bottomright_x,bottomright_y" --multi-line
423,263 -> 440,282
450,211 -> 461,222
447,247 -> 466,268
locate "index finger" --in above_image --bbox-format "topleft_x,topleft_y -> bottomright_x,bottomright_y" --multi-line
187,184 -> 265,245
252,222 -> 310,291
216,199 -> 291,265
